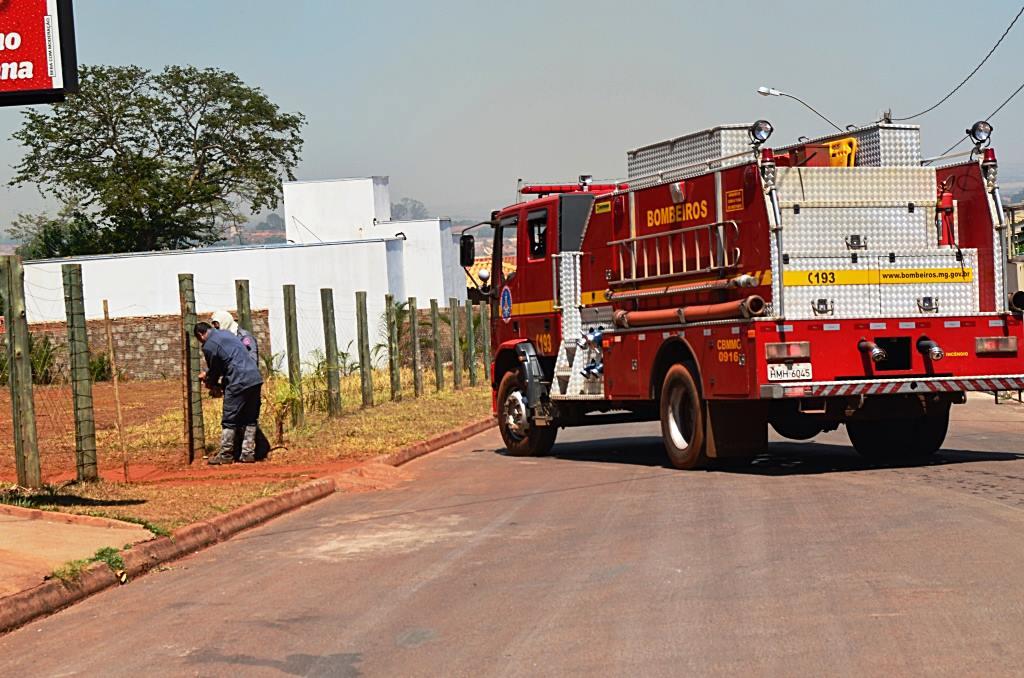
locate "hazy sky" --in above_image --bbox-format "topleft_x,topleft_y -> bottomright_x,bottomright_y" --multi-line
1,0 -> 1023,227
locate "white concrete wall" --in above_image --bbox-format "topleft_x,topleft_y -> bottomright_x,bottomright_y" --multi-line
281,178 -> 466,304
373,218 -> 466,303
21,239 -> 405,367
283,177 -> 391,244
373,177 -> 392,224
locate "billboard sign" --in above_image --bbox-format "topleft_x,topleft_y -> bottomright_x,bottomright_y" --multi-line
0,0 -> 77,106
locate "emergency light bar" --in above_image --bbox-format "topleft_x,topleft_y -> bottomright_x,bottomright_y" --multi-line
520,183 -> 623,195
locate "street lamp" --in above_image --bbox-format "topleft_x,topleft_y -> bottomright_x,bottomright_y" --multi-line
757,85 -> 842,132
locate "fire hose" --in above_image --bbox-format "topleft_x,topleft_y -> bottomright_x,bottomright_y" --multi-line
613,295 -> 766,328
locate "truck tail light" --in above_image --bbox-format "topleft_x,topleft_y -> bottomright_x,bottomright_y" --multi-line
975,336 -> 1018,355
765,341 -> 810,362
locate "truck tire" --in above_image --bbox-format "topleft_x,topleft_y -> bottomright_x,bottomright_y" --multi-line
771,416 -> 824,441
497,369 -> 557,457
846,407 -> 949,460
659,363 -> 707,469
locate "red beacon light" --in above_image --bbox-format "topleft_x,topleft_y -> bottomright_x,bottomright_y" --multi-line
520,179 -> 625,196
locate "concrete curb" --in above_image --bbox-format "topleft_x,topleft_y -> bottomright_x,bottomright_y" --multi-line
0,477 -> 335,635
0,503 -> 147,530
0,416 -> 497,636
372,416 -> 497,467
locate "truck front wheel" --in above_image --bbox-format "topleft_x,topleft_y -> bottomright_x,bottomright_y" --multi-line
659,364 -> 707,469
497,369 -> 557,457
846,406 -> 949,460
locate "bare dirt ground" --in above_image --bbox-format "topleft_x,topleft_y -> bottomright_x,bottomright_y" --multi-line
0,380 -> 180,481
0,379 -> 491,484
0,378 -> 490,531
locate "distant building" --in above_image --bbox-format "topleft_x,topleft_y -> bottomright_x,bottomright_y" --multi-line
17,175 -> 465,370
283,177 -> 464,303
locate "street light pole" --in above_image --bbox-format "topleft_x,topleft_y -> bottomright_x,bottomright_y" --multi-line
757,86 -> 842,132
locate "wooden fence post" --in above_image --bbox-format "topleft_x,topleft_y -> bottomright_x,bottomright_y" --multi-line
283,284 -> 304,427
466,300 -> 477,387
409,297 -> 423,397
235,279 -> 253,333
62,264 -> 97,481
430,298 -> 444,391
177,273 -> 204,463
481,302 -> 492,382
103,300 -> 129,483
2,256 -> 40,488
385,294 -> 401,401
320,288 -> 342,417
450,297 -> 462,390
356,290 -> 373,407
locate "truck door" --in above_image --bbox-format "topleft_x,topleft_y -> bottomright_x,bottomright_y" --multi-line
493,211 -> 522,344
515,205 -> 559,357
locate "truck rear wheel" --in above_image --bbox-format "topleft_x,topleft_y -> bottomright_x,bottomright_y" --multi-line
497,369 -> 557,457
846,406 -> 949,460
659,364 -> 707,469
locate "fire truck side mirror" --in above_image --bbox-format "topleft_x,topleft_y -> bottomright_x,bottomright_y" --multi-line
459,234 -> 476,268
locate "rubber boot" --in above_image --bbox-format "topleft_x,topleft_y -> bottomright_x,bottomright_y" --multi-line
239,425 -> 257,463
208,428 -> 235,465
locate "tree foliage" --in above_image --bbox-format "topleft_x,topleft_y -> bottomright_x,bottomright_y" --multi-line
9,64 -> 305,256
391,197 -> 429,221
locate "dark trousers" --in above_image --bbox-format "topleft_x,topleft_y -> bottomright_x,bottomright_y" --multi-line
222,384 -> 262,429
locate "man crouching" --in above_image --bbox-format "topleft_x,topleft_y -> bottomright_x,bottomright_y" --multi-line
194,321 -> 264,464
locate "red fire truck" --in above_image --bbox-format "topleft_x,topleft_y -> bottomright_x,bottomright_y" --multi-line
460,120 -> 1024,468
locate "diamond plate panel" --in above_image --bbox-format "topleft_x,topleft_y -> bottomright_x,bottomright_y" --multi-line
783,256 -> 880,320
878,252 -> 978,317
553,252 -> 605,398
781,251 -> 980,319
784,206 -> 934,255
774,167 -> 936,206
627,125 -> 752,179
876,126 -> 923,166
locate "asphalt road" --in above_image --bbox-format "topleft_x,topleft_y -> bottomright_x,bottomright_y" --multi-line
3,395 -> 1024,677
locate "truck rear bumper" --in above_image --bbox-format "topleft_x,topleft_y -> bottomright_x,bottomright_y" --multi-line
759,375 -> 1024,399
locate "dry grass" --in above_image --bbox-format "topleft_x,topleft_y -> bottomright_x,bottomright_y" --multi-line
279,384 -> 491,465
94,364 -> 492,470
6,362 -> 493,532
1,479 -> 305,532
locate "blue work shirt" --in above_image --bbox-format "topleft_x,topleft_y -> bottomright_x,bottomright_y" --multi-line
237,327 -> 259,363
202,328 -> 263,392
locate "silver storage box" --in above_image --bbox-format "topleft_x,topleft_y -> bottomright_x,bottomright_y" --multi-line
773,166 -> 938,256
782,250 -> 979,320
626,124 -> 754,180
774,124 -> 922,167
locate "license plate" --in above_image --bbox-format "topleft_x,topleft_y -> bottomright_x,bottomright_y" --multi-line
768,362 -> 813,382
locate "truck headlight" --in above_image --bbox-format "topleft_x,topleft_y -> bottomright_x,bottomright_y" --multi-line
968,120 -> 992,145
749,119 -> 774,145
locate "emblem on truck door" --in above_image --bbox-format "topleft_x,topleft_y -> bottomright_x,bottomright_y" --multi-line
500,287 -> 513,323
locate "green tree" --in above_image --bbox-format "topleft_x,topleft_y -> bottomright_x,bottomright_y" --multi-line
391,197 -> 429,221
9,200 -> 103,259
9,64 -> 305,256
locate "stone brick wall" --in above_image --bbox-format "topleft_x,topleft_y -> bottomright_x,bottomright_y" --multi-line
25,309 -> 271,381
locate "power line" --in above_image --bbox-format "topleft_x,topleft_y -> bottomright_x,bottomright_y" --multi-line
894,4 -> 1024,121
930,77 -> 1024,160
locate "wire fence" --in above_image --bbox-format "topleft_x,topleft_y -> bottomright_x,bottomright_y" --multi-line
1,254 -> 488,487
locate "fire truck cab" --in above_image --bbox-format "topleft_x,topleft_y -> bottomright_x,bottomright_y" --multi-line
462,120 -> 1024,468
